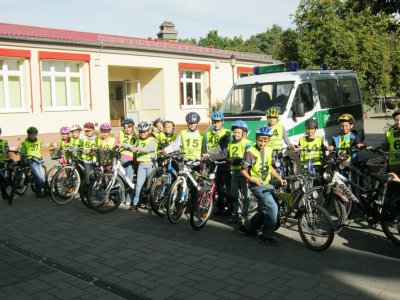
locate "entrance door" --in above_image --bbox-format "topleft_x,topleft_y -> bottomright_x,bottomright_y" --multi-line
124,81 -> 141,124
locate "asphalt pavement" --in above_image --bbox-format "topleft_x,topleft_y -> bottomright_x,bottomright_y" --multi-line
0,117 -> 399,300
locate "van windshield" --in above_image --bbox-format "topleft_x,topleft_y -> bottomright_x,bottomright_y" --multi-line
221,81 -> 294,116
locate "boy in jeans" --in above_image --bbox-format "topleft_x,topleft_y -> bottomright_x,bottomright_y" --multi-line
239,125 -> 287,245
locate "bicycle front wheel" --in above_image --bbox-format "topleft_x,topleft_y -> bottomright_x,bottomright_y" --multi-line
190,185 -> 214,230
381,196 -> 400,245
46,166 -> 60,185
166,178 -> 187,224
50,166 -> 81,205
149,175 -> 170,217
323,192 -> 347,232
298,204 -> 334,252
88,173 -> 124,213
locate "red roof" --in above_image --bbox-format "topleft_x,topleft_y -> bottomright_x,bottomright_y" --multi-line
0,22 -> 272,61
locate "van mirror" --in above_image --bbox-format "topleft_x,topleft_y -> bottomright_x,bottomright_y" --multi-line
295,102 -> 305,118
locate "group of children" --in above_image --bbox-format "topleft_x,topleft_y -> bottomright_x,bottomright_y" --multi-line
1,108 -> 400,244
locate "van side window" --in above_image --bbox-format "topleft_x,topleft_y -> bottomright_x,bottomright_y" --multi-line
317,79 -> 340,108
293,83 -> 313,112
339,78 -> 360,105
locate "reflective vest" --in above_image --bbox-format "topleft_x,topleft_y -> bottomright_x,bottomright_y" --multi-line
136,137 -> 157,162
386,130 -> 400,165
81,136 -> 98,161
0,139 -> 8,161
70,136 -> 82,148
228,138 -> 252,170
267,123 -> 283,150
119,130 -> 137,158
96,137 -> 116,149
59,138 -> 70,152
332,132 -> 356,155
205,128 -> 230,151
158,132 -> 177,149
181,130 -> 203,160
299,136 -> 324,166
247,146 -> 273,184
21,139 -> 42,160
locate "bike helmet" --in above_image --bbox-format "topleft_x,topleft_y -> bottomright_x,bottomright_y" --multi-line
153,118 -> 164,126
211,111 -> 224,121
266,107 -> 280,118
163,120 -> 175,128
256,125 -> 273,136
231,120 -> 249,132
392,109 -> 400,119
99,123 -> 112,131
185,112 -> 201,124
305,118 -> 318,128
60,126 -> 70,134
27,126 -> 38,134
121,118 -> 135,126
70,124 -> 81,132
137,120 -> 151,132
83,122 -> 95,130
338,113 -> 355,124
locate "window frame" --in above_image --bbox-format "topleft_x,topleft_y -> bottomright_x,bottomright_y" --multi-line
178,63 -> 210,109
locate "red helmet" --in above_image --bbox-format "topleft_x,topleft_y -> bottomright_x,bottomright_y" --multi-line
83,122 -> 95,130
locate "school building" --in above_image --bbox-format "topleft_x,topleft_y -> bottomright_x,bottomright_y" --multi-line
0,21 -> 277,145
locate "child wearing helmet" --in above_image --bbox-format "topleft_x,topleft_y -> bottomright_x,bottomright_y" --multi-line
57,126 -> 70,151
327,113 -> 364,155
157,120 -> 177,150
69,125 -> 83,150
203,120 -> 253,222
20,127 -> 49,197
96,123 -> 115,149
239,125 -> 287,245
116,118 -> 138,206
162,112 -> 203,160
152,118 -> 164,140
0,127 -> 11,199
81,122 -> 98,175
266,107 -> 293,151
297,118 -> 327,172
130,120 -> 158,210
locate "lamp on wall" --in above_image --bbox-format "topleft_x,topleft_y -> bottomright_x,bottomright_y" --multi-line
230,54 -> 236,83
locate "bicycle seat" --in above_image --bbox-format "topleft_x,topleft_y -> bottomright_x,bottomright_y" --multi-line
370,173 -> 392,183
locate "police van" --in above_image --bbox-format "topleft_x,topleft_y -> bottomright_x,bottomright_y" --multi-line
219,62 -> 364,144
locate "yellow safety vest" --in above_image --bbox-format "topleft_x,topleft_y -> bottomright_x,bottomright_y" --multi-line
299,136 -> 324,166
81,136 -> 98,161
247,146 -> 273,184
181,130 -> 203,160
0,139 -> 8,162
205,128 -> 230,151
228,138 -> 252,170
96,137 -> 116,149
119,130 -> 137,158
386,130 -> 400,165
136,137 -> 157,163
21,139 -> 42,160
158,132 -> 178,149
267,123 -> 283,150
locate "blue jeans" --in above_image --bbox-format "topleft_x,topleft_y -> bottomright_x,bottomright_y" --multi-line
121,160 -> 134,205
133,163 -> 155,206
29,159 -> 47,192
244,184 -> 278,240
230,170 -> 249,217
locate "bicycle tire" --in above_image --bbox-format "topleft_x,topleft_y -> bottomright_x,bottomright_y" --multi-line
79,170 -> 96,208
381,197 -> 400,246
14,165 -> 28,196
298,204 -> 334,252
50,166 -> 81,205
322,192 -> 347,232
87,173 -> 124,213
8,169 -> 23,204
190,185 -> 214,230
46,165 -> 60,185
166,178 -> 187,224
149,175 -> 170,217
1,165 -> 16,199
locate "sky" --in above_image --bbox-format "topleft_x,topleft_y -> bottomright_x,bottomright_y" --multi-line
0,0 -> 300,40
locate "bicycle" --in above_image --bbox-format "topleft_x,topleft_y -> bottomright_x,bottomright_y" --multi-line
45,149 -> 68,185
0,156 -> 17,199
87,148 -> 134,213
276,172 -> 334,252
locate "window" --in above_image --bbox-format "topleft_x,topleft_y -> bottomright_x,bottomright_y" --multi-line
292,83 -> 313,113
41,60 -> 85,110
317,79 -> 341,108
339,78 -> 360,105
0,59 -> 26,112
180,70 -> 203,106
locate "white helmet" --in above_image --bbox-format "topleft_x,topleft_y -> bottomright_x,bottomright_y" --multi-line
70,124 -> 81,131
137,120 -> 151,132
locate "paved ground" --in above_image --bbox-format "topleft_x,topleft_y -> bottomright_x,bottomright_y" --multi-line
1,118 -> 399,300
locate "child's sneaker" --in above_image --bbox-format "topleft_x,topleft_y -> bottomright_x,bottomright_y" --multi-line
258,236 -> 279,246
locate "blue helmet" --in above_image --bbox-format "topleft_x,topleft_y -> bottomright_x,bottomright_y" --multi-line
211,111 -> 224,121
122,118 -> 135,126
256,125 -> 273,136
231,120 -> 249,132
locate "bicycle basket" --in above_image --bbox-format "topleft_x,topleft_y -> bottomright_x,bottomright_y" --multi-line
97,149 -> 115,166
50,149 -> 63,160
